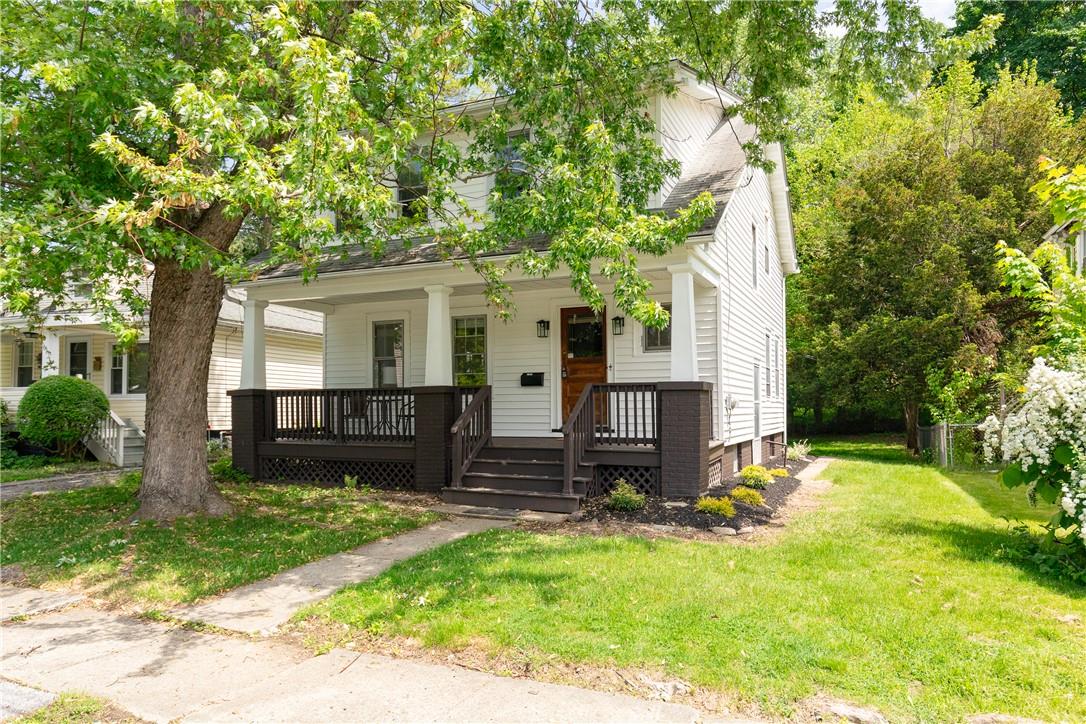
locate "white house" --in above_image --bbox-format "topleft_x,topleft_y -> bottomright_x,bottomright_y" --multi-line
1,292 -> 323,466
228,63 -> 798,512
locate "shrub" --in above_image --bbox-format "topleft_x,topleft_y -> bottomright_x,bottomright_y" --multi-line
695,496 -> 735,516
730,486 -> 766,507
210,456 -> 251,484
768,467 -> 788,477
739,465 -> 774,489
787,439 -> 811,460
607,479 -> 646,511
16,376 -> 109,459
0,399 -> 11,427
206,438 -> 229,462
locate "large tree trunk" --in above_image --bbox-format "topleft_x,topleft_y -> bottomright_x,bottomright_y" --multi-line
134,201 -> 247,520
904,399 -> 920,454
135,257 -> 232,520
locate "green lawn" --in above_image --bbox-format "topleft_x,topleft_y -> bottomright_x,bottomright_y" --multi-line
11,693 -> 135,724
298,455 -> 1084,722
1,460 -> 114,483
0,474 -> 440,606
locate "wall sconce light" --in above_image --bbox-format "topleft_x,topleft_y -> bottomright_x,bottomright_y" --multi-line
536,319 -> 550,338
611,316 -> 625,336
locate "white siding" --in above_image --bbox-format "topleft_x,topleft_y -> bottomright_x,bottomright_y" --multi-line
658,92 -> 722,202
697,168 -> 788,446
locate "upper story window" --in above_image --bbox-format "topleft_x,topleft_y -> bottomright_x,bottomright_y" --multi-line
494,130 -> 530,198
453,316 -> 487,386
764,240 -> 770,274
643,303 -> 672,352
373,320 -> 404,388
15,340 -> 35,387
110,343 -> 150,395
764,333 -> 771,397
397,153 -> 428,220
751,224 -> 758,289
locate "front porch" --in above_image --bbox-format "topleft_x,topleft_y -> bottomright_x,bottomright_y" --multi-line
230,381 -> 723,512
229,255 -> 730,511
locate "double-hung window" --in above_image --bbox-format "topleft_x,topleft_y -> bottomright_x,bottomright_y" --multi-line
452,316 -> 487,386
643,303 -> 672,352
15,341 -> 35,387
774,336 -> 781,397
751,224 -> 758,289
110,343 -> 150,395
397,152 -> 428,220
373,321 -> 404,388
764,333 -> 771,397
494,130 -> 530,198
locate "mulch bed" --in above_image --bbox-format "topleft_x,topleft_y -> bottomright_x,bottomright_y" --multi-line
571,454 -> 811,534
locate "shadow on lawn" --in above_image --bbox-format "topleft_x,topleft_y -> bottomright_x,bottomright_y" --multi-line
884,519 -> 1086,597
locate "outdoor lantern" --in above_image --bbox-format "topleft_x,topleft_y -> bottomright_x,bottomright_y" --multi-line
536,319 -> 550,338
611,315 -> 625,336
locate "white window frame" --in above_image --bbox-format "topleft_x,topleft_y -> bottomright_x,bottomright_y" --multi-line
109,341 -> 150,398
632,295 -> 672,358
13,340 -> 36,387
372,318 -> 407,389
451,314 -> 488,386
489,127 -> 532,194
396,148 -> 429,221
751,223 -> 759,289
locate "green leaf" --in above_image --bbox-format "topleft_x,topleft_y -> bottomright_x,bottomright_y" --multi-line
1052,445 -> 1074,465
999,464 -> 1024,488
1035,480 -> 1060,504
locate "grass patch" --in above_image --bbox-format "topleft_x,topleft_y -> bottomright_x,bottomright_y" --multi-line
809,433 -> 917,464
1,460 -> 113,483
10,692 -> 136,724
301,457 -> 1086,722
0,475 -> 439,606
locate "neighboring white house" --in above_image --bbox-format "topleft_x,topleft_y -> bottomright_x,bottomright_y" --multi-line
1044,219 -> 1086,275
229,63 -> 798,511
1,291 -> 323,465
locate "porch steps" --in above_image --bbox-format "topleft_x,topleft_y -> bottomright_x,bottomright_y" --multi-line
441,441 -> 588,513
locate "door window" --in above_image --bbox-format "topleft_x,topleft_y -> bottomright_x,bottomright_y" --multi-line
373,321 -> 404,388
68,341 -> 88,380
566,313 -> 604,358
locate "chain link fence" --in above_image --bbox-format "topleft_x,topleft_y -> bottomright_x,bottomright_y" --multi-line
918,422 -> 992,469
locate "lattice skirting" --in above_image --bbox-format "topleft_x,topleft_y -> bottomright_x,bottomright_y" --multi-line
259,456 -> 415,490
707,458 -> 724,489
589,464 -> 660,497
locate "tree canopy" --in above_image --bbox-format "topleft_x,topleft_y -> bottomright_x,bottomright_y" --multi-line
1,0 -> 957,519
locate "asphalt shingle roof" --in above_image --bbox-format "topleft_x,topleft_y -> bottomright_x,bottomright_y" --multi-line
250,117 -> 755,281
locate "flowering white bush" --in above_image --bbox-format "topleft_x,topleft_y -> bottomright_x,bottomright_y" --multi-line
981,357 -> 1086,547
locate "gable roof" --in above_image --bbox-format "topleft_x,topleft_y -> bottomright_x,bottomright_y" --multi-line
248,116 -> 758,281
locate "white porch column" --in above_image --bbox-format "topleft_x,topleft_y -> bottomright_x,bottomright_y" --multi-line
241,299 -> 268,389
667,264 -> 699,381
424,285 -> 453,386
40,329 -> 61,377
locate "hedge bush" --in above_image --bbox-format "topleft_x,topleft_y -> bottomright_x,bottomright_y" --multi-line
17,376 -> 109,459
607,480 -> 646,511
695,496 -> 735,516
730,486 -> 766,507
739,465 -> 774,489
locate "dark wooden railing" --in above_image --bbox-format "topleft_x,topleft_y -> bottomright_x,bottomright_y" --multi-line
562,385 -> 595,496
267,388 -> 415,443
456,386 -> 481,417
450,385 -> 492,488
591,383 -> 659,447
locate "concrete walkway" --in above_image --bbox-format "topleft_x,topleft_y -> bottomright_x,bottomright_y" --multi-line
1,608 -> 702,723
0,584 -> 84,622
174,516 -> 512,634
0,468 -> 128,501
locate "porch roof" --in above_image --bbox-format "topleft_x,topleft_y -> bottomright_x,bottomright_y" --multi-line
247,119 -> 756,282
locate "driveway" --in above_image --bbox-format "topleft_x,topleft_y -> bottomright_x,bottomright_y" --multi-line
0,469 -> 129,501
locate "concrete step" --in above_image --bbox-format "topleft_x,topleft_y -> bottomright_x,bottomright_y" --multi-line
442,486 -> 583,514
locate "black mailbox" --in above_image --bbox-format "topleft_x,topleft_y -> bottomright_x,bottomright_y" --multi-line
520,372 -> 544,387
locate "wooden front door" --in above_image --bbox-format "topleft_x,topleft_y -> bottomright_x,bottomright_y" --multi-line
560,306 -> 607,420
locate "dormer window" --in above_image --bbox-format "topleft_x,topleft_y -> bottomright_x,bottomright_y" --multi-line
494,130 -> 530,198
397,154 -> 427,220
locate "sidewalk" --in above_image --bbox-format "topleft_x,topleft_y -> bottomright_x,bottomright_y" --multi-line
173,516 -> 512,634
0,468 -> 128,501
2,607 -> 703,723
